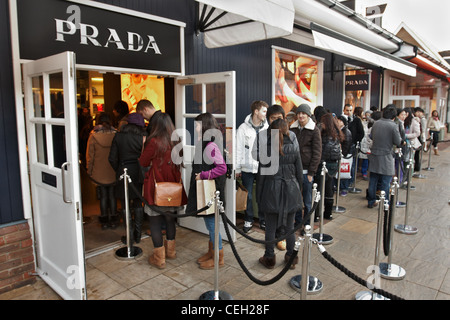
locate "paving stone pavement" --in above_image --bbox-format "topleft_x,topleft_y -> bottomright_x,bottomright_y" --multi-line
1,140 -> 449,301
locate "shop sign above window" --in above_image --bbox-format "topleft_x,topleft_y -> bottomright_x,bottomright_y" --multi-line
345,74 -> 370,91
15,0 -> 185,74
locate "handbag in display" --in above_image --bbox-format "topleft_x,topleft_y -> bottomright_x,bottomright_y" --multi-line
196,179 -> 216,215
153,168 -> 183,207
235,180 -> 248,212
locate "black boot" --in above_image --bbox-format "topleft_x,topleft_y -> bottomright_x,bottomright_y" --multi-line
133,207 -> 144,244
324,198 -> 334,220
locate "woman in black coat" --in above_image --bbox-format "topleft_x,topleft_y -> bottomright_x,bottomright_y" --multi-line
257,119 -> 303,269
108,113 -> 147,244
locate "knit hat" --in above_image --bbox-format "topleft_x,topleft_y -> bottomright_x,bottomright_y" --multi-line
127,113 -> 145,127
296,103 -> 312,117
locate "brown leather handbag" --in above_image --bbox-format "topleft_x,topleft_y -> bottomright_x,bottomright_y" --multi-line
153,168 -> 183,207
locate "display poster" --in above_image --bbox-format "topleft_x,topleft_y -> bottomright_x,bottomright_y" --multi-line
274,49 -> 319,115
344,69 -> 370,109
121,74 -> 165,112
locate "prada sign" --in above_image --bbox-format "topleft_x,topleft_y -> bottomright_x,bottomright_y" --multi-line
345,74 -> 370,91
16,0 -> 184,74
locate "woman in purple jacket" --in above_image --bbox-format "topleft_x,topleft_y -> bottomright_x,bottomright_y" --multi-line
186,113 -> 227,270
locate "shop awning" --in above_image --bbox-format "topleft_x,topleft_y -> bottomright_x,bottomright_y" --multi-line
408,54 -> 450,77
195,0 -> 295,48
311,23 -> 417,77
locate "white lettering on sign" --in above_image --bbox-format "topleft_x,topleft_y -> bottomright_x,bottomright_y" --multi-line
345,80 -> 368,86
55,6 -> 162,55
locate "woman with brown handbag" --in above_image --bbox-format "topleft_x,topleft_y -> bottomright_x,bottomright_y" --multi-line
139,113 -> 187,269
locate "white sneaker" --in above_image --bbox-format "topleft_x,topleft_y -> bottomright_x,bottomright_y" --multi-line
243,221 -> 253,233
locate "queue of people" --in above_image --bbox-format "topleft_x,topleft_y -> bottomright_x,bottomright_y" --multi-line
84,97 -> 443,273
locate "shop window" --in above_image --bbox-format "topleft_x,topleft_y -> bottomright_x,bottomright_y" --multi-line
50,72 -> 64,119
344,65 -> 371,110
390,77 -> 405,96
272,46 -> 324,115
32,76 -> 44,118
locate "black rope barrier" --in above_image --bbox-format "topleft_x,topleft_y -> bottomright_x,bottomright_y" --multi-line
319,248 -> 405,300
383,194 -> 394,257
221,211 -> 299,286
222,199 -> 320,246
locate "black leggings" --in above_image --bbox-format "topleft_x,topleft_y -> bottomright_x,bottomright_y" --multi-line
430,130 -> 439,148
148,214 -> 176,248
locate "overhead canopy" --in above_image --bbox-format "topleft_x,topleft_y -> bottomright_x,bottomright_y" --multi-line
408,54 -> 450,78
311,23 -> 416,77
195,0 -> 295,48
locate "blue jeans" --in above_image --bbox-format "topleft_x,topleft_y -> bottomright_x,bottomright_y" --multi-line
295,174 -> 313,225
241,172 -> 264,224
361,159 -> 369,176
203,215 -> 222,250
368,172 -> 392,206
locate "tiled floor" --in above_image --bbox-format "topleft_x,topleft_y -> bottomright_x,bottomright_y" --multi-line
1,140 -> 449,300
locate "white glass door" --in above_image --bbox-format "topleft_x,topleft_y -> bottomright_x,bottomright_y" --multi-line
389,95 -> 420,109
175,71 -> 236,241
23,51 -> 86,300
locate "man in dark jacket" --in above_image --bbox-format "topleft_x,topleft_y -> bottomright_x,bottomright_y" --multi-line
290,104 -> 322,226
136,99 -> 162,136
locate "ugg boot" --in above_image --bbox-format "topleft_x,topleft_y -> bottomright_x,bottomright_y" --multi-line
434,148 -> 440,156
164,239 -> 176,259
197,241 -> 213,264
133,207 -> 144,244
199,249 -> 224,270
259,255 -> 276,269
148,246 -> 166,269
284,253 -> 299,270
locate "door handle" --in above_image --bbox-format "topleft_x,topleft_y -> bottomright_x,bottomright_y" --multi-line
61,162 -> 72,203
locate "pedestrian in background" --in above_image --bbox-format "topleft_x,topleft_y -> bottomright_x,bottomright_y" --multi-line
427,110 -> 443,156
236,100 -> 269,233
86,112 -> 118,229
367,105 -> 403,208
290,103 -> 322,227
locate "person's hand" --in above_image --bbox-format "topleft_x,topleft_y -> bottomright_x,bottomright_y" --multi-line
307,175 -> 313,183
236,172 -> 242,179
195,173 -> 201,181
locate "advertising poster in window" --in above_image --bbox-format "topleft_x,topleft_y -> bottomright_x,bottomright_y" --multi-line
344,68 -> 370,110
121,74 -> 165,112
274,48 -> 319,115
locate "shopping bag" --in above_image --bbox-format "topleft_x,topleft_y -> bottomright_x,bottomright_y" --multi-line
337,156 -> 352,180
196,180 -> 216,215
235,181 -> 248,212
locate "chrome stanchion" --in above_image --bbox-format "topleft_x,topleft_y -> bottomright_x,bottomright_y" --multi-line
115,168 -> 143,260
289,191 -> 323,296
412,141 -> 426,179
312,163 -> 333,245
380,177 -> 406,280
395,153 -> 418,235
400,145 -> 416,190
349,142 -> 362,194
424,133 -> 435,171
395,148 -> 406,208
310,183 -> 318,227
356,191 -> 389,300
199,191 -> 233,300
333,155 -> 346,213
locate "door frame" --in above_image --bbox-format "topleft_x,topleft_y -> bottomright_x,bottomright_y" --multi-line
175,71 -> 237,242
389,95 -> 420,109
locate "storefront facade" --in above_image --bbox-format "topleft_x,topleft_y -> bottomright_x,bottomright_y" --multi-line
1,0 -> 418,298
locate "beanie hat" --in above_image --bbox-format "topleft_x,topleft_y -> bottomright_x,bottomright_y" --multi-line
296,103 -> 312,117
127,113 -> 145,127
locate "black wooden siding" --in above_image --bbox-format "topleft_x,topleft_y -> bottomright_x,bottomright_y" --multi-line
0,0 -> 381,224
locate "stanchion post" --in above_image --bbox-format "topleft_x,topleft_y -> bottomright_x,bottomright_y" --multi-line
199,191 -> 233,300
395,148 -> 406,208
115,168 -> 143,260
309,183 -> 317,227
380,177 -> 406,280
333,155 -> 346,213
395,151 -> 418,235
312,162 -> 333,245
349,142 -> 362,194
356,191 -> 389,300
424,132 -> 435,171
289,224 -> 323,296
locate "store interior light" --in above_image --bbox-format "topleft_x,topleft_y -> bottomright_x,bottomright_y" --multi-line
91,77 -> 104,82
